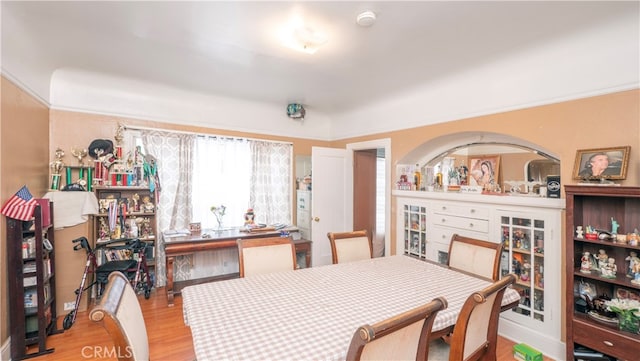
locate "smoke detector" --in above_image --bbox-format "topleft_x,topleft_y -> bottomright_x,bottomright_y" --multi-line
356,11 -> 377,27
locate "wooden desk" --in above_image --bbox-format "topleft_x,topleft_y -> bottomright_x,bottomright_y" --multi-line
164,229 -> 311,306
182,255 -> 521,361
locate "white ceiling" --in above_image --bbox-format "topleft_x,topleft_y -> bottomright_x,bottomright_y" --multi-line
2,1 -> 638,139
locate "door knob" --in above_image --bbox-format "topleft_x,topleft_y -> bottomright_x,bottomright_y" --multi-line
313,217 -> 320,222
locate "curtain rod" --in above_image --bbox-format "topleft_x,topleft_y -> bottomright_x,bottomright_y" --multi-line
123,124 -> 293,145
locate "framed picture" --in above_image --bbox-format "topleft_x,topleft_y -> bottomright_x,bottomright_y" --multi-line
572,146 -> 630,180
468,155 -> 501,189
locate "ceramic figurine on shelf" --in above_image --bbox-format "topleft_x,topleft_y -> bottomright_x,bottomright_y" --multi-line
576,226 -> 584,239
597,249 -> 609,269
626,251 -> 640,278
581,252 -> 593,273
632,262 -> 640,285
611,217 -> 619,235
601,258 -> 616,278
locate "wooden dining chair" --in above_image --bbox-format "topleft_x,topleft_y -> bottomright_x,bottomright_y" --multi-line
237,236 -> 297,277
327,230 -> 372,264
446,273 -> 517,361
89,271 -> 149,361
447,234 -> 503,281
346,297 -> 448,361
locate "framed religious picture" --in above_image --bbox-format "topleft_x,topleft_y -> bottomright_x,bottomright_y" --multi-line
468,155 -> 501,190
572,146 -> 630,180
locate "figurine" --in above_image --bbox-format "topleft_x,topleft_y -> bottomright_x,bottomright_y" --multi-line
601,258 -> 616,278
580,252 -> 593,273
142,196 -> 155,213
611,217 -> 619,235
597,249 -> 609,269
632,262 -> 640,285
629,229 -> 639,246
626,251 -> 640,278
576,226 -> 584,239
244,208 -> 255,225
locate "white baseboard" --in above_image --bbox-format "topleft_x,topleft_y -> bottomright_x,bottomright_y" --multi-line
499,317 -> 566,361
2,337 -> 11,361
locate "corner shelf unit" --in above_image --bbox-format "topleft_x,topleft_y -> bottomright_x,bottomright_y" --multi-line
7,201 -> 62,360
565,185 -> 640,361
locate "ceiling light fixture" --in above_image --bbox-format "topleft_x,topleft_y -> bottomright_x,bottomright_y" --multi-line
281,18 -> 328,55
356,11 -> 377,27
293,26 -> 327,54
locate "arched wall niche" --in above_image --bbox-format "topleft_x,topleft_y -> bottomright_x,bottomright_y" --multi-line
400,131 -> 559,165
399,131 -> 560,188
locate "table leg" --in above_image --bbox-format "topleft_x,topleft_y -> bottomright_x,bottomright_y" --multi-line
166,255 -> 175,306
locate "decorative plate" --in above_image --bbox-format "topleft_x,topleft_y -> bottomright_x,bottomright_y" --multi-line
587,310 -> 619,326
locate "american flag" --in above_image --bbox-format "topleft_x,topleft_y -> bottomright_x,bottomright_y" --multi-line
1,185 -> 37,221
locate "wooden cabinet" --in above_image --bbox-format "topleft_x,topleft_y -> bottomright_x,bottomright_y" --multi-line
394,190 -> 565,359
565,185 -> 640,360
7,201 -> 62,359
93,186 -> 157,285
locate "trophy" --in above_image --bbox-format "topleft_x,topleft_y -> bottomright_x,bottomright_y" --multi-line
71,147 -> 88,166
49,148 -> 65,190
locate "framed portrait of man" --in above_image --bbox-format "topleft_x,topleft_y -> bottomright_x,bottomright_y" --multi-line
572,146 -> 630,180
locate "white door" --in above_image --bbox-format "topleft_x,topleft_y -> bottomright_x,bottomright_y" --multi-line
311,146 -> 348,266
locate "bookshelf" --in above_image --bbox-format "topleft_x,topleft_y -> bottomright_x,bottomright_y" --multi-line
7,201 -> 63,359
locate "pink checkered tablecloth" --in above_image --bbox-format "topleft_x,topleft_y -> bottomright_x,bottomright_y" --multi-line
182,255 -> 520,361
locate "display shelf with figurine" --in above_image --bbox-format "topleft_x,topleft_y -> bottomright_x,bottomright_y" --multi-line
565,185 -> 640,361
93,186 -> 157,277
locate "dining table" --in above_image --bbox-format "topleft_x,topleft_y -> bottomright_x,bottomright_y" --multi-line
182,254 -> 521,361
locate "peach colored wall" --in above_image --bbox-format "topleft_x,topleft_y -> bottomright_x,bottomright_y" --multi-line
332,90 -> 639,187
1,77 -> 50,343
333,89 -> 639,257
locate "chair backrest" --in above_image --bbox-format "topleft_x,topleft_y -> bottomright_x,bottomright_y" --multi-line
447,234 -> 503,281
448,274 -> 517,361
346,297 -> 448,361
237,236 -> 297,277
327,230 -> 372,264
89,271 -> 148,361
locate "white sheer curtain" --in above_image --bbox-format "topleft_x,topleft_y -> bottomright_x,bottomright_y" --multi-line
192,136 -> 251,229
250,140 -> 292,225
138,130 -> 195,287
125,129 -> 292,284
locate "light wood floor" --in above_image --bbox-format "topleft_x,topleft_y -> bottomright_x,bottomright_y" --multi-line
27,287 -> 554,360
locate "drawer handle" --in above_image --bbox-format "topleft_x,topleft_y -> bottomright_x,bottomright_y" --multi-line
470,209 -> 476,213
441,219 -> 446,223
603,341 -> 614,347
442,235 -> 446,239
442,206 -> 446,211
469,223 -> 474,228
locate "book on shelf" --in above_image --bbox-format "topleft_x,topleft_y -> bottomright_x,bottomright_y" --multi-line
23,262 -> 37,273
24,276 -> 37,287
24,289 -> 37,308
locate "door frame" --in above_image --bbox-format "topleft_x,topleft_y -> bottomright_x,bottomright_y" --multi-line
346,138 -> 391,256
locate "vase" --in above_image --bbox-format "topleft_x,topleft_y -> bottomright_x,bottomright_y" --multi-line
618,312 -> 640,334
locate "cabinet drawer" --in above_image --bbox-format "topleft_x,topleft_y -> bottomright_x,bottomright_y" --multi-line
431,225 -> 489,245
573,319 -> 640,360
433,214 -> 489,233
432,202 -> 489,219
